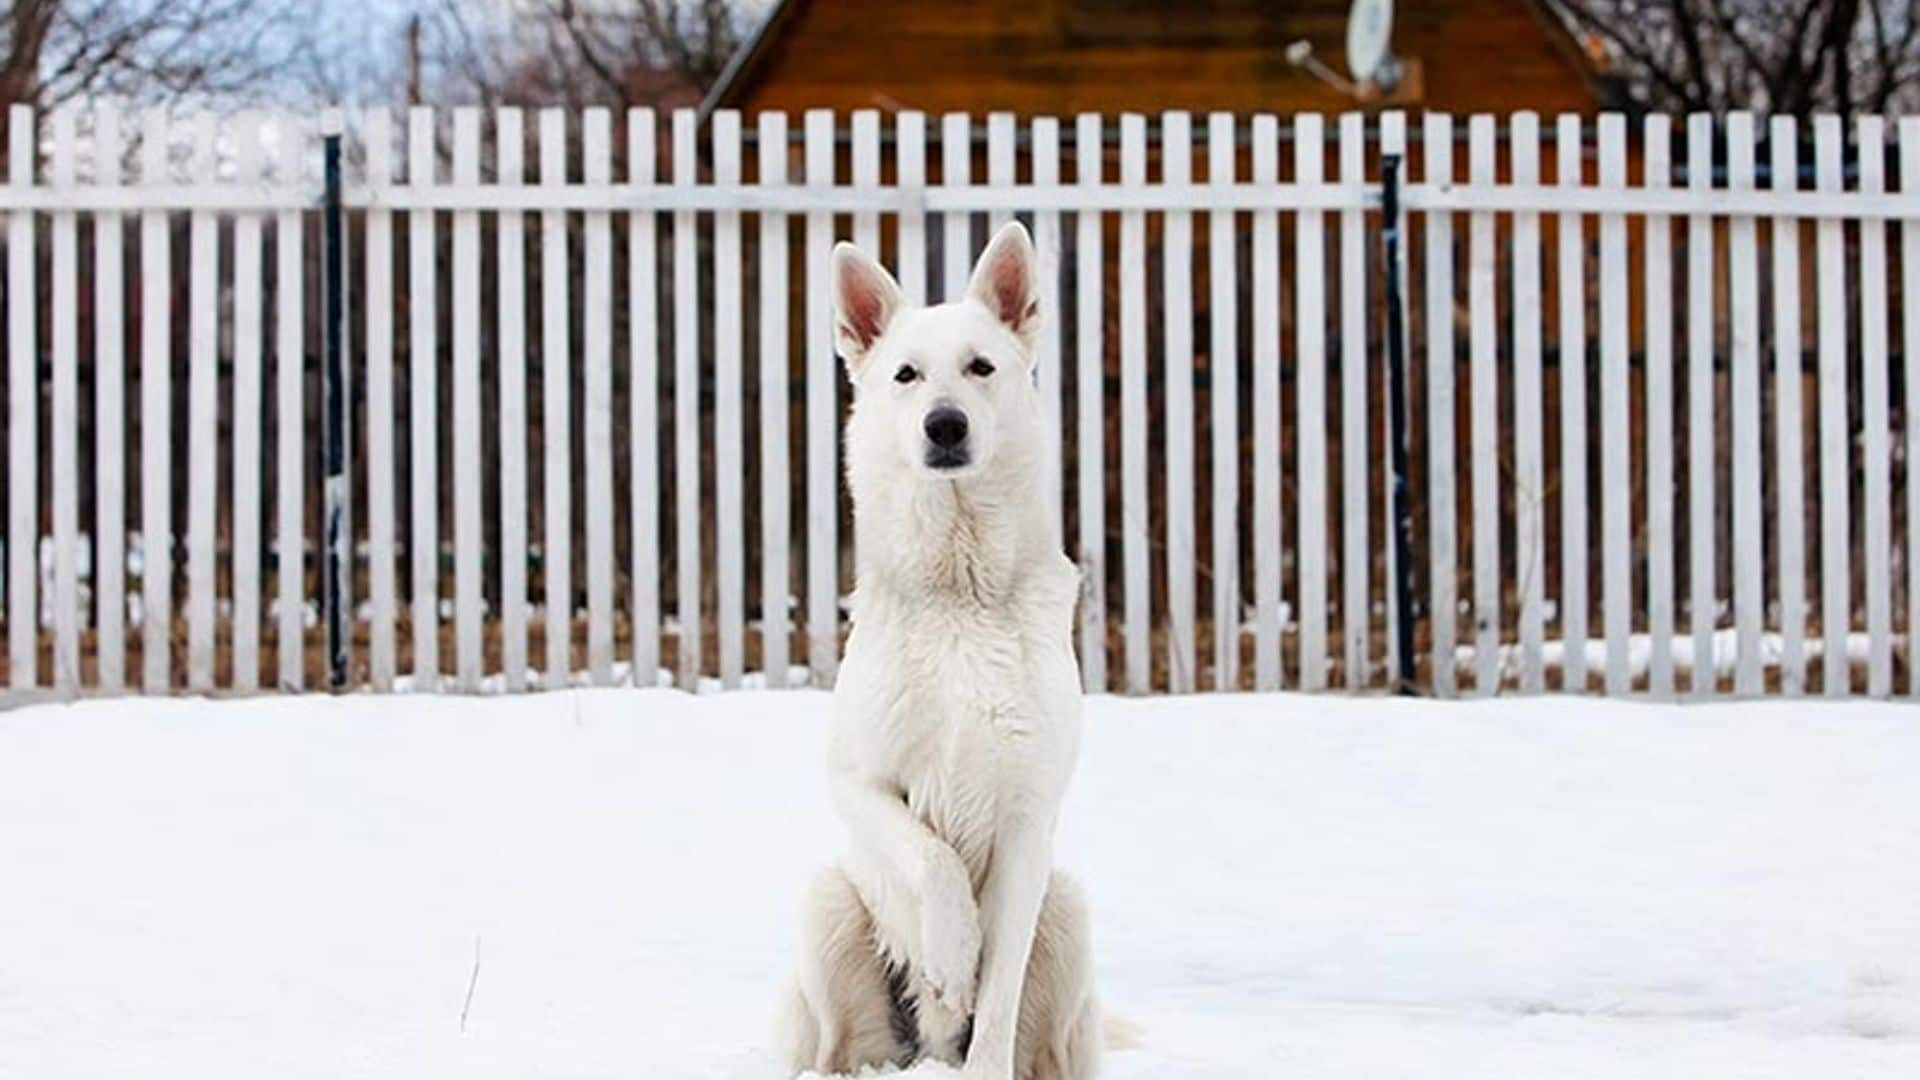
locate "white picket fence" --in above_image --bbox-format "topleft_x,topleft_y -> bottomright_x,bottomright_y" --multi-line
1,104 -> 1916,700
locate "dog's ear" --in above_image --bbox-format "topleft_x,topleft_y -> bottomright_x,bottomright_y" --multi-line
966,221 -> 1040,349
832,242 -> 903,374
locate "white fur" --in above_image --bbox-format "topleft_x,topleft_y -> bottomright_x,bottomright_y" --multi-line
775,224 -> 1100,1080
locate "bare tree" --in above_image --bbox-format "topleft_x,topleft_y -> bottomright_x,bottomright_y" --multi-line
1543,0 -> 1920,116
1,0 -> 305,111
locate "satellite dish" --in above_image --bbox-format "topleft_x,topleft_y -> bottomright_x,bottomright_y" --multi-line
1346,0 -> 1401,90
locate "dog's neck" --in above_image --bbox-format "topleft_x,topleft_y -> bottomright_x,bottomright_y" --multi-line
851,451 -> 1058,614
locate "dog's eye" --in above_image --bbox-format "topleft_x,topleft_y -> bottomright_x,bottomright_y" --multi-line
966,356 -> 995,378
893,364 -> 919,385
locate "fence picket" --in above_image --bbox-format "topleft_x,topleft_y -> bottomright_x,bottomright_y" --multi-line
1902,117 -> 1920,697
409,107 -> 442,687
1468,114 -> 1499,693
943,113 -> 970,300
1339,112 -> 1369,691
1598,115 -> 1631,695
496,109 -> 527,690
7,105 -> 35,688
452,108 -> 484,690
673,108 -> 702,689
853,110 -> 881,259
713,109 -> 744,688
1726,113 -> 1763,695
1557,114 -> 1589,693
187,112 -> 219,692
93,107 -> 127,692
1686,114 -> 1715,696
1163,111 -> 1196,693
276,117 -> 306,691
230,113 -> 265,692
137,110 -> 168,692
759,111 -> 791,688
1209,113 -> 1240,691
804,110 -> 838,687
628,109 -> 660,687
1770,116 -> 1806,695
1857,115 -> 1891,697
1642,115 -> 1674,697
1380,111 -> 1407,683
542,108 -> 575,687
50,110 -> 79,692
988,113 -> 1015,233
1296,113 -> 1329,692
1512,112 -> 1545,693
1075,113 -> 1107,692
1032,117 -> 1064,542
897,112 -> 927,305
580,108 -> 613,687
1251,113 -> 1282,691
1119,113 -> 1149,694
364,109 -> 398,691
1814,117 -> 1850,696
1424,112 -> 1457,696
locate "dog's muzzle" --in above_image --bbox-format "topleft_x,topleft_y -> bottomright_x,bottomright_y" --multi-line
923,405 -> 971,470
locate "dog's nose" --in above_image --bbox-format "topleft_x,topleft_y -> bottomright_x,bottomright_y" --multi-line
924,406 -> 969,450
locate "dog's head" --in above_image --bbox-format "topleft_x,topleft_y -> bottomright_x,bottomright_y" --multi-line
834,222 -> 1043,483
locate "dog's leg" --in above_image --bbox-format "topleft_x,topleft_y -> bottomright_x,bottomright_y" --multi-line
834,777 -> 982,1015
960,813 -> 1055,1079
1015,871 -> 1100,1080
773,865 -> 907,1075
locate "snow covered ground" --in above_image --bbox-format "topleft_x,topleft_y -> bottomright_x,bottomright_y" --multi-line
2,689 -> 1917,1079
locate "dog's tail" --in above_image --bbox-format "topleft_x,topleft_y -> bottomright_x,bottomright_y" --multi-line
1101,1010 -> 1144,1052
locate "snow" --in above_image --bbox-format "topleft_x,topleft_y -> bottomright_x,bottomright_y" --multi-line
2,688 -> 1917,1078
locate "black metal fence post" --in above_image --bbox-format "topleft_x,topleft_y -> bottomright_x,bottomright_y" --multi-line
322,132 -> 349,691
1380,153 -> 1418,695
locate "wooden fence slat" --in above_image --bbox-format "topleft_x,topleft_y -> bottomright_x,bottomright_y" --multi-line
1814,116 -> 1850,696
1252,113 -> 1282,691
1209,112 -> 1240,691
628,109 -> 660,687
1119,113 -> 1149,694
1032,117 -> 1064,542
1339,111 -> 1369,691
673,108 -> 702,689
1512,111 -> 1546,693
409,107 -> 442,687
7,105 -> 35,688
942,113 -> 970,300
1296,113 -> 1329,692
578,107 -> 612,687
1557,114 -> 1589,693
50,110 -> 79,692
1424,112 -> 1457,696
137,109 -> 168,692
275,117 -> 306,691
1642,114 -> 1674,696
853,109 -> 881,261
1770,116 -> 1806,695
364,109 -> 398,691
1075,112 -> 1106,693
1686,113 -> 1716,696
1902,117 -> 1920,698
1726,112 -> 1764,694
987,112 -> 1015,233
759,111 -> 790,688
804,110 -> 837,687
1599,114 -> 1631,694
896,112 -> 927,306
1468,114 -> 1500,693
496,108 -> 527,690
1857,114 -> 1892,697
451,108 -> 484,690
186,111 -> 219,692
230,112 -> 265,692
542,109 -> 576,687
1163,110 -> 1196,693
1380,112 -> 1407,682
713,109 -> 745,688
93,106 -> 127,692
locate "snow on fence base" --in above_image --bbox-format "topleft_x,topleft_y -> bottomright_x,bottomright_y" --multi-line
0,104 -> 1916,701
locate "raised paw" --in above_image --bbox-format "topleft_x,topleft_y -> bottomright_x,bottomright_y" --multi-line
918,879 -> 981,1015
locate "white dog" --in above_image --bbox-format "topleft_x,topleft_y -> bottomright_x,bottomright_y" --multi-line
774,222 -> 1099,1080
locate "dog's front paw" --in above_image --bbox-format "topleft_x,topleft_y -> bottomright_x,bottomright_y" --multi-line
918,882 -> 981,1015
